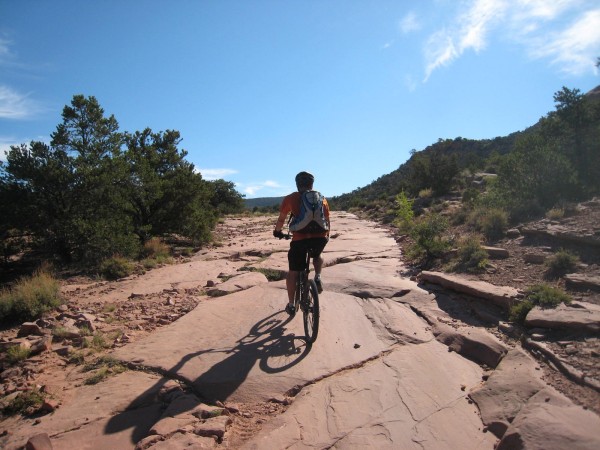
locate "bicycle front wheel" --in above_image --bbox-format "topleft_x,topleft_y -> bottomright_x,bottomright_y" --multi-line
303,279 -> 320,344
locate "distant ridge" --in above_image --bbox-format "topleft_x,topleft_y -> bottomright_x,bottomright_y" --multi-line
244,196 -> 283,209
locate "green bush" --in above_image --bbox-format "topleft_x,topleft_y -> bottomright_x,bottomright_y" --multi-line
545,249 -> 579,278
393,191 -> 414,233
1,388 -> 46,416
468,207 -> 508,242
509,300 -> 534,323
509,284 -> 571,324
454,235 -> 488,273
0,270 -> 62,322
406,213 -> 450,263
100,256 -> 134,280
525,284 -> 571,308
5,346 -> 32,364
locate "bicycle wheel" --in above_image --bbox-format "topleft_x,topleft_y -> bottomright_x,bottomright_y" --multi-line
303,279 -> 320,344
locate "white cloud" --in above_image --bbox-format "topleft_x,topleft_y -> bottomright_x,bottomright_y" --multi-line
0,85 -> 45,119
400,12 -> 421,34
237,180 -> 287,197
424,0 -> 506,81
529,9 -> 600,75
423,0 -> 600,80
198,168 -> 238,181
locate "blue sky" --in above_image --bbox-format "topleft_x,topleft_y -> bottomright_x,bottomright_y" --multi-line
1,1 -> 599,198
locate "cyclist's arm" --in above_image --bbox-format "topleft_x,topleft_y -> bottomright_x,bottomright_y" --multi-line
275,196 -> 292,232
323,198 -> 331,236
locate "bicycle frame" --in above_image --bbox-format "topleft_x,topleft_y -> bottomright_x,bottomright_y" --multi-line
278,232 -> 320,344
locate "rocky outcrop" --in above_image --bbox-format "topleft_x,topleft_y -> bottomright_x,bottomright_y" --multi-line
496,387 -> 600,450
525,302 -> 600,334
469,348 -> 547,438
419,271 -> 520,309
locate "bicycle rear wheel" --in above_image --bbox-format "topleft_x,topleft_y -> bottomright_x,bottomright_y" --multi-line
303,279 -> 320,344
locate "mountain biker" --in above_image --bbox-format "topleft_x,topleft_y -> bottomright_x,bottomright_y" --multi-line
273,171 -> 330,316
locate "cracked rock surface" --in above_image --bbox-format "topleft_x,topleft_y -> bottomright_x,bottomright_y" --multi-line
1,212 -> 598,449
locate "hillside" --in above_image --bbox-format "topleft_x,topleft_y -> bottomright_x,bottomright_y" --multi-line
330,84 -> 599,212
244,196 -> 283,209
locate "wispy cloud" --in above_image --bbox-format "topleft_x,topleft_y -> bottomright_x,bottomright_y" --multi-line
400,11 -> 421,34
424,0 -> 505,81
238,180 -> 286,197
423,0 -> 600,81
0,85 -> 45,119
529,9 -> 600,75
198,168 -> 238,181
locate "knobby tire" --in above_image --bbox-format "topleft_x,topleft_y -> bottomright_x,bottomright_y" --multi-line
303,279 -> 320,344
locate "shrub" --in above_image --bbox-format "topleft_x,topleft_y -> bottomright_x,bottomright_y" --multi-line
454,235 -> 488,272
525,284 -> 571,308
5,346 -> 32,364
545,208 -> 565,220
394,191 -> 414,233
509,284 -> 570,324
418,188 -> 433,199
545,249 -> 579,278
1,388 -> 46,416
83,356 -> 127,385
462,187 -> 480,206
468,207 -> 508,242
100,256 -> 134,280
141,237 -> 170,259
406,213 -> 450,263
0,269 -> 62,322
509,300 -> 534,323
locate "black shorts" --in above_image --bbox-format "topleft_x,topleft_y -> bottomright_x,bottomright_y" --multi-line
288,238 -> 328,271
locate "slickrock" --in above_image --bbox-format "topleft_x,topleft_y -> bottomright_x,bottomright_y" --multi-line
469,348 -> 546,438
525,302 -> 600,333
3,212 -> 598,449
419,270 -> 520,309
496,387 -> 600,450
206,272 -> 268,297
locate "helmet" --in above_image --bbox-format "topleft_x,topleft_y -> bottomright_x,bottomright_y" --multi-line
295,171 -> 314,188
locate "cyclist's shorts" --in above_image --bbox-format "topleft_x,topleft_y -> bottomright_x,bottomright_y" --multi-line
288,237 -> 328,271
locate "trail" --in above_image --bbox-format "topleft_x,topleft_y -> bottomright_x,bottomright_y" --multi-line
3,213 -> 598,449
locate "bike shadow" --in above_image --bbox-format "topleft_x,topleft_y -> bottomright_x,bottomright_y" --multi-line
105,309 -> 311,441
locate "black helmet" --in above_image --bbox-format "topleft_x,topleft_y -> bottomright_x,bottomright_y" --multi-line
295,171 -> 314,188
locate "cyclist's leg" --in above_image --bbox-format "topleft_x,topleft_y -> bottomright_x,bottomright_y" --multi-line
309,237 -> 328,276
288,240 -> 309,311
286,271 -> 298,303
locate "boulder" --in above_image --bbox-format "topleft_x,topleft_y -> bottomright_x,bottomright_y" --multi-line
525,303 -> 600,334
193,415 -> 231,439
469,348 -> 546,438
483,246 -> 509,259
564,274 -> 600,292
17,322 -> 44,337
496,387 -> 600,450
523,253 -> 546,264
25,433 -> 53,450
432,321 -> 507,368
419,271 -> 519,310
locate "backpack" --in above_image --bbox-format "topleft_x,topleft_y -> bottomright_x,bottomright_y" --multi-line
289,190 -> 329,234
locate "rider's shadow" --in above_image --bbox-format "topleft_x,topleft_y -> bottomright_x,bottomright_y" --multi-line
105,310 -> 311,440
192,311 -> 311,401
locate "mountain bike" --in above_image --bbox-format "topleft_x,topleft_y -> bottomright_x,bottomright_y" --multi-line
278,233 -> 320,344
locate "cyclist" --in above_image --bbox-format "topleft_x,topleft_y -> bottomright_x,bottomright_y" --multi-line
273,171 -> 330,315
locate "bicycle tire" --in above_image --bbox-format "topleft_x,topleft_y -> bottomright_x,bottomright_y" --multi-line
303,279 -> 320,344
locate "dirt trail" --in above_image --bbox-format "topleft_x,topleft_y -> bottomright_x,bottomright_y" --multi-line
1,213 -> 598,449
